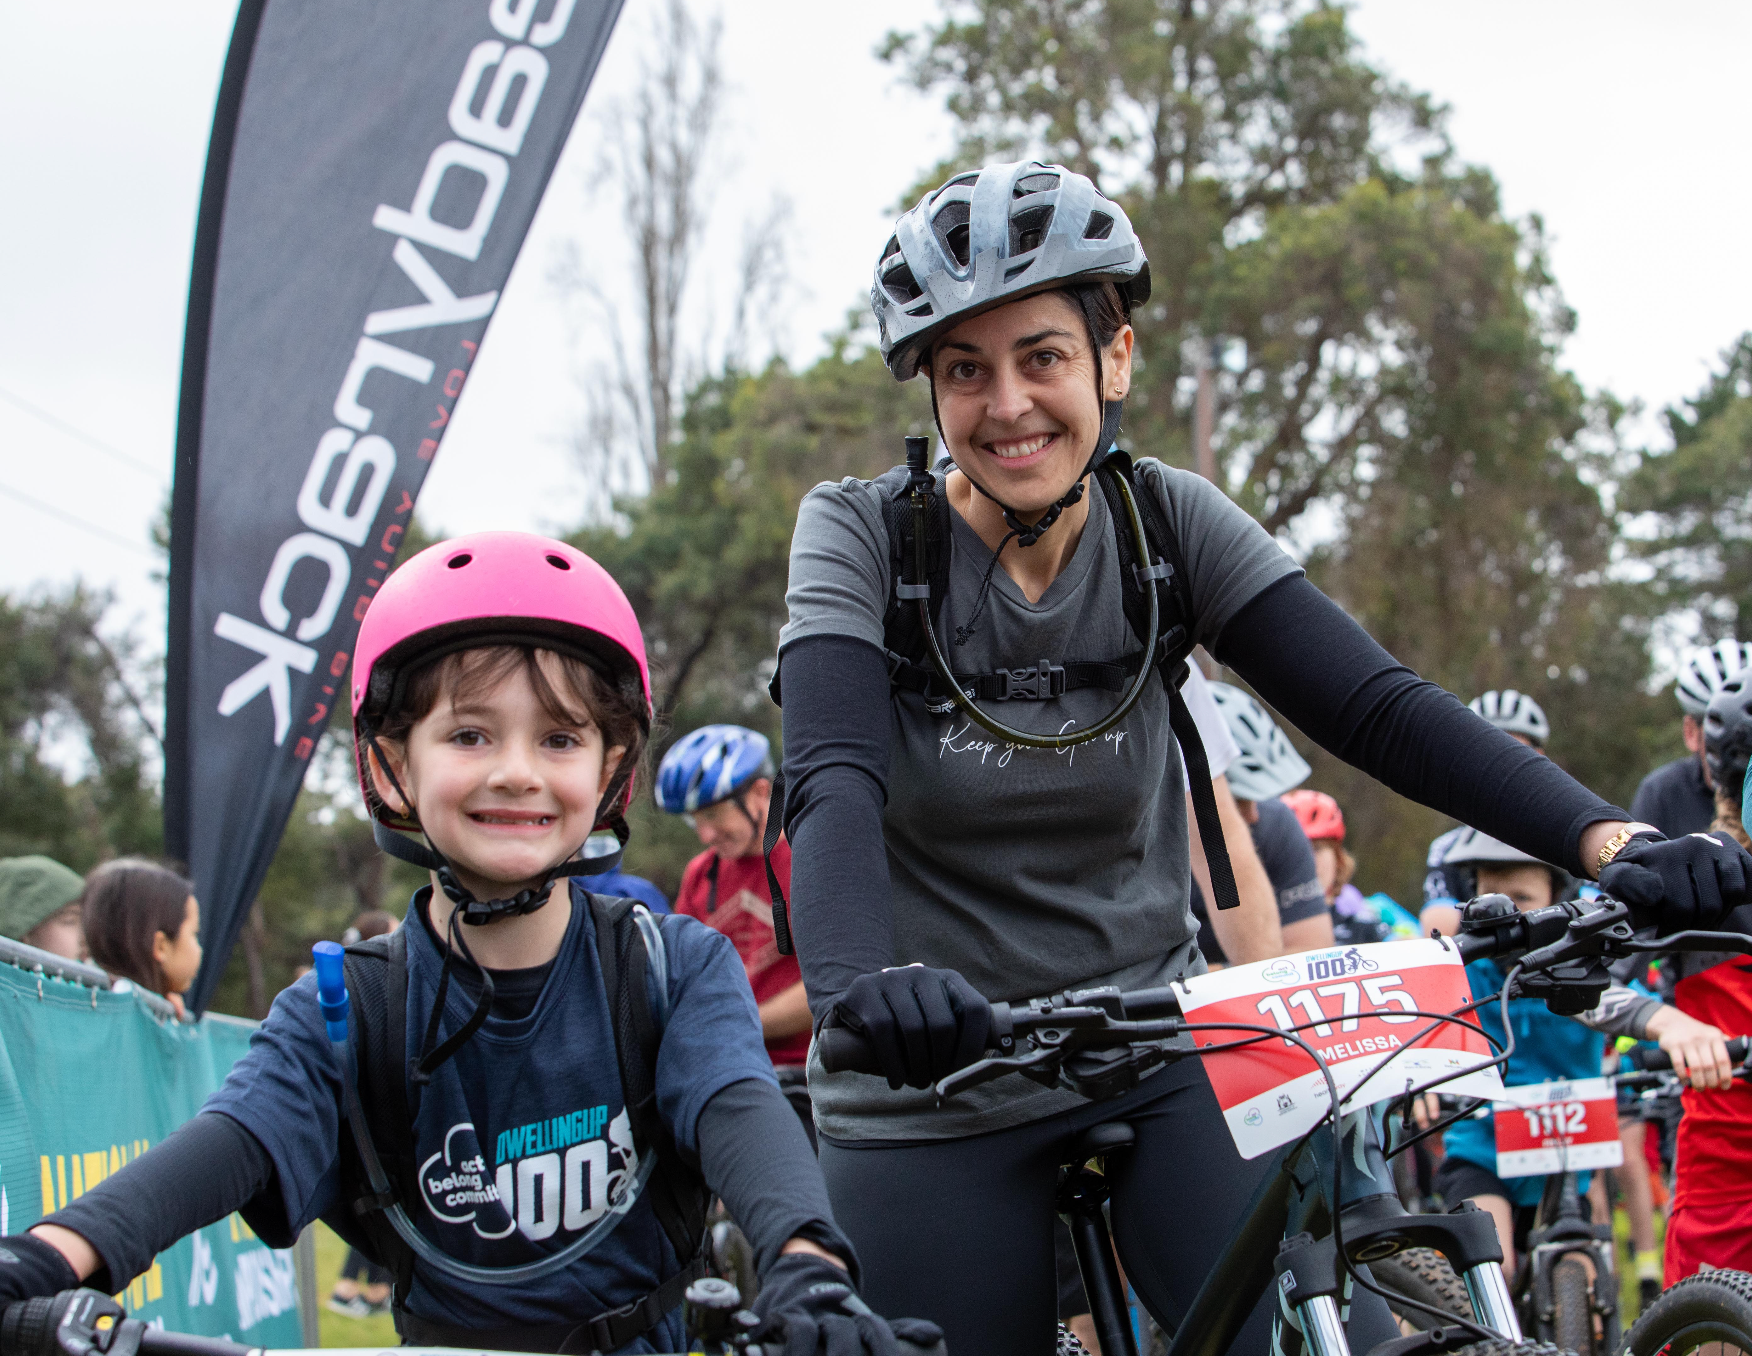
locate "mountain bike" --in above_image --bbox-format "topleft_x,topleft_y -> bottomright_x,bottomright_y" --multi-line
818,891 -> 1752,1356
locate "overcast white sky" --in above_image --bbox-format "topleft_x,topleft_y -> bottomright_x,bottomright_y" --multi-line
6,2 -> 1752,654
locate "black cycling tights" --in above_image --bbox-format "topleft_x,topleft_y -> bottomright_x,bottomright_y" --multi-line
820,1060 -> 1397,1356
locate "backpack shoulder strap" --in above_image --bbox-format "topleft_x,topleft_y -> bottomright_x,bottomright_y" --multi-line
589,894 -> 710,1265
332,927 -> 416,1302
876,463 -> 952,696
1094,450 -> 1241,915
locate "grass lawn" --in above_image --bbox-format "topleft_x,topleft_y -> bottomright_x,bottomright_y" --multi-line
313,1221 -> 399,1348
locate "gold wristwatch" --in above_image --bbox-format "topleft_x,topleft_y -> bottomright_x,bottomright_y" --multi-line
1597,822 -> 1659,871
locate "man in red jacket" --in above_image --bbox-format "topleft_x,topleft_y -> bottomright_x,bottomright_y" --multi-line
657,726 -> 812,1074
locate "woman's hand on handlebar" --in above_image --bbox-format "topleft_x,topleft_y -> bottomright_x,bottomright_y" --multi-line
1598,829 -> 1752,929
826,965 -> 991,1090
1644,1005 -> 1737,1090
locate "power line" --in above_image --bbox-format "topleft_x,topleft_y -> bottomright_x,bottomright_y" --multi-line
0,384 -> 165,480
0,481 -> 158,558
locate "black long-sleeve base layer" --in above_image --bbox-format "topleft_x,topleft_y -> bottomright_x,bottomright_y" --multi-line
43,1079 -> 847,1296
779,575 -> 1626,1015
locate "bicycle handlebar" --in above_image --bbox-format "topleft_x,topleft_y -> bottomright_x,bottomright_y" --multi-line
1630,1035 -> 1751,1072
816,984 -> 1184,1077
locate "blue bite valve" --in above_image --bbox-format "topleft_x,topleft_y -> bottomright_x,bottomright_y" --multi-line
311,941 -> 350,1044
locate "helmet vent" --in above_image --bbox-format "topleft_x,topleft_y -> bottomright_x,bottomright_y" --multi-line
446,552 -> 472,569
932,199 -> 972,267
882,260 -> 922,303
1084,212 -> 1115,241
1002,260 -> 1034,283
1010,205 -> 1053,255
1014,172 -> 1059,197
904,301 -> 933,317
545,554 -> 571,570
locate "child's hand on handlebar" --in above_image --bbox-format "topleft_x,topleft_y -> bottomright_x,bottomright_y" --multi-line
750,1253 -> 943,1356
0,1234 -> 79,1315
1645,1006 -> 1737,1090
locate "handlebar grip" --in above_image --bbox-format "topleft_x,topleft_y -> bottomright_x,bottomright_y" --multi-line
1634,1035 -> 1750,1071
817,1024 -> 884,1076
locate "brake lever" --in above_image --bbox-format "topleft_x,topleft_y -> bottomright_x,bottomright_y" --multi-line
1616,929 -> 1752,957
934,1043 -> 1062,1102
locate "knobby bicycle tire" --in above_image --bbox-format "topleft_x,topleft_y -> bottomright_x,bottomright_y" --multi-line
1444,1343 -> 1573,1356
1370,1247 -> 1473,1332
1056,1323 -> 1092,1356
1550,1256 -> 1594,1356
1625,1268 -> 1752,1355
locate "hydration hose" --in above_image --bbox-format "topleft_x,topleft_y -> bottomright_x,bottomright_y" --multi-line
907,436 -> 1163,750
310,940 -> 655,1285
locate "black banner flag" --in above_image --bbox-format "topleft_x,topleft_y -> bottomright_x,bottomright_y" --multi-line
166,0 -> 624,1013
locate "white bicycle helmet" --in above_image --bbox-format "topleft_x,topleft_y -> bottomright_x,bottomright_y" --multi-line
1676,639 -> 1752,717
1468,690 -> 1550,746
1208,682 -> 1310,801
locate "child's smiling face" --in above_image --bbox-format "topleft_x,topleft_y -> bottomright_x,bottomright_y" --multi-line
373,651 -> 623,900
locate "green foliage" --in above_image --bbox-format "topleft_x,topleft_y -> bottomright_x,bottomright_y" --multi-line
884,0 -> 1667,899
1621,334 -> 1752,637
0,586 -> 161,871
570,341 -> 932,890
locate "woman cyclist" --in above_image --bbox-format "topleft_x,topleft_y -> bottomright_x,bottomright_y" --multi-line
0,534 -> 921,1356
773,160 -> 1752,1356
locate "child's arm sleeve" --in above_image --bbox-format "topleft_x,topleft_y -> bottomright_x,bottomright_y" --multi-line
39,1112 -> 275,1292
695,1078 -> 858,1284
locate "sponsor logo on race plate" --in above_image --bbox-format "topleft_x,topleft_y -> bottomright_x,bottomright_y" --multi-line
1175,939 -> 1505,1158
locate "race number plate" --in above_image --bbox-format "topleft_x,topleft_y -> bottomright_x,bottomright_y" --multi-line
1174,940 -> 1505,1159
1491,1077 -> 1622,1177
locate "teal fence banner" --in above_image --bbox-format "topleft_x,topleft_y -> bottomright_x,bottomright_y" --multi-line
0,956 -> 301,1344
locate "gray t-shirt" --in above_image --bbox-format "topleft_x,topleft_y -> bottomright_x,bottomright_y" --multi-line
780,459 -> 1301,1139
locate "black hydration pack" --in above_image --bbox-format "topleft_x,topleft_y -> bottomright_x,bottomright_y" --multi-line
766,447 -> 1240,955
319,895 -> 712,1354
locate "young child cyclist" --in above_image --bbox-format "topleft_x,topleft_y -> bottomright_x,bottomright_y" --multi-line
1431,829 -> 1726,1283
0,533 -> 923,1356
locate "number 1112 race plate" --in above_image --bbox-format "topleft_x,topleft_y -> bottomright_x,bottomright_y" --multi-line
1491,1078 -> 1622,1177
1173,940 -> 1505,1159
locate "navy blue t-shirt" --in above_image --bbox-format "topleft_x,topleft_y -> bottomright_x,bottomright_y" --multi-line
205,881 -> 774,1342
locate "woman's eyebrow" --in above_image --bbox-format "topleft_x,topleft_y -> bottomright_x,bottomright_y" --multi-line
1014,327 -> 1076,349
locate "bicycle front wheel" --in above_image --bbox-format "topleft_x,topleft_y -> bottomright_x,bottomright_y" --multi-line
1370,1248 -> 1472,1332
1550,1257 -> 1594,1355
1625,1269 -> 1752,1355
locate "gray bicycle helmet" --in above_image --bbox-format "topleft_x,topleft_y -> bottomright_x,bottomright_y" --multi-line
1676,639 -> 1752,717
1441,827 -> 1569,898
872,161 -> 1151,382
1208,682 -> 1311,802
1703,674 -> 1752,803
1468,690 -> 1550,746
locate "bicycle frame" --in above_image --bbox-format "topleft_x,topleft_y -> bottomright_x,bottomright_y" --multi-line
1064,1107 -> 1521,1356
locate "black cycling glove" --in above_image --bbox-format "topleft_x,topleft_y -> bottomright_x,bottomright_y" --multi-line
829,965 -> 992,1091
1601,830 -> 1752,930
751,1253 -> 943,1356
0,1233 -> 78,1312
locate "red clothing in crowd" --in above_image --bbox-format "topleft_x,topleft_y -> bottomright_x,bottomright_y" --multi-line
673,837 -> 810,1066
1664,958 -> 1752,1285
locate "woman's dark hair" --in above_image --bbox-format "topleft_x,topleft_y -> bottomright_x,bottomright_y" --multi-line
369,645 -> 647,819
83,858 -> 194,995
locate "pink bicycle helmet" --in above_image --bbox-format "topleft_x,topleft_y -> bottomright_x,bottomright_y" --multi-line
351,532 -> 651,833
1284,789 -> 1346,844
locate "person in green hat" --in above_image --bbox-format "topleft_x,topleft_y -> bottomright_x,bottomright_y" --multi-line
0,855 -> 88,961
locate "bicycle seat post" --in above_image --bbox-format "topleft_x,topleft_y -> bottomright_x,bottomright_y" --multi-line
1058,1122 -> 1138,1356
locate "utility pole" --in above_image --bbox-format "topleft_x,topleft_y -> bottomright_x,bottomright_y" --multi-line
1194,339 -> 1217,484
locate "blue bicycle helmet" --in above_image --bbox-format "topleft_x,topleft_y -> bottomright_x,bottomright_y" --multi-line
655,725 -> 775,814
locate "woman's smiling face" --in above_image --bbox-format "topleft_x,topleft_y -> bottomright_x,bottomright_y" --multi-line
930,290 -> 1133,516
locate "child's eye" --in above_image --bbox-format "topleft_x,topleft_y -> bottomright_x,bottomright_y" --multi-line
451,729 -> 486,747
544,731 -> 584,750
